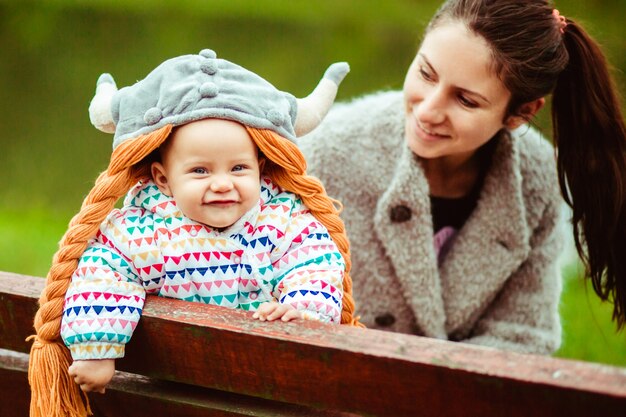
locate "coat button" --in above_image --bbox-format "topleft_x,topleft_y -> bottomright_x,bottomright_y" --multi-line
390,205 -> 412,223
374,313 -> 396,327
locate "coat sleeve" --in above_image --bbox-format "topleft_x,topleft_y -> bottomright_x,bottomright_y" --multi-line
61,211 -> 147,360
269,196 -> 345,324
464,177 -> 565,355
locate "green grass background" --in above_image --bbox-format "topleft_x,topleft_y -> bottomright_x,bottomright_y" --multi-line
1,0 -> 624,366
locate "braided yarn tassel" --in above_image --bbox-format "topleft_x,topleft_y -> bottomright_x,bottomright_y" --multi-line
246,127 -> 362,327
28,337 -> 91,417
27,125 -> 172,417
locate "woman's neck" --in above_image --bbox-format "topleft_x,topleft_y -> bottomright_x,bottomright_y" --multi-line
421,151 -> 481,198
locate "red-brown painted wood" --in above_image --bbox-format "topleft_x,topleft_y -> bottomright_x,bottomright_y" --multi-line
0,349 -> 30,417
0,271 -> 42,353
2,270 -> 626,417
0,349 -> 354,417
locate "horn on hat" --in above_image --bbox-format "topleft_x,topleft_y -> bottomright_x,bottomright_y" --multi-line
294,62 -> 349,137
88,73 -> 118,134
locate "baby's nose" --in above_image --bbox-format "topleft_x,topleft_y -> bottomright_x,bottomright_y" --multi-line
209,176 -> 234,192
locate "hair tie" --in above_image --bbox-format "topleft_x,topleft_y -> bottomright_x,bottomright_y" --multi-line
552,9 -> 567,34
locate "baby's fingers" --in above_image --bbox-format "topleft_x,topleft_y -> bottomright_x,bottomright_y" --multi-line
281,309 -> 303,322
265,305 -> 289,321
253,302 -> 278,320
79,383 -> 106,394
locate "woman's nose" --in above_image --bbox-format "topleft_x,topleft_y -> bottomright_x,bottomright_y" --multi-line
416,88 -> 446,125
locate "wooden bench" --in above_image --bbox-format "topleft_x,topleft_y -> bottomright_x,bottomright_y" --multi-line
1,270 -> 625,417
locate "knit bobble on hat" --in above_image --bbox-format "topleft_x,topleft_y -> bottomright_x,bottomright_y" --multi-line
200,59 -> 218,75
200,82 -> 219,98
267,109 -> 285,126
143,107 -> 163,125
199,49 -> 217,59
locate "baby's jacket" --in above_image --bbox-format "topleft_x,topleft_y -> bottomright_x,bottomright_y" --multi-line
61,177 -> 345,360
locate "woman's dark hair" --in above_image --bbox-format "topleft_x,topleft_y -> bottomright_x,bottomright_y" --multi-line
429,0 -> 626,329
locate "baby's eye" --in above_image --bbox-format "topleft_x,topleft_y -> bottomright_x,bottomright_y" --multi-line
192,167 -> 208,174
232,164 -> 246,172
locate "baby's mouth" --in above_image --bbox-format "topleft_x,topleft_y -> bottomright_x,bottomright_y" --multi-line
205,200 -> 237,207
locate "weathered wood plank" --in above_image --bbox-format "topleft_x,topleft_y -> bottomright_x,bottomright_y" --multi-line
0,349 -> 355,417
0,349 -> 30,417
2,270 -> 626,417
0,271 -> 42,353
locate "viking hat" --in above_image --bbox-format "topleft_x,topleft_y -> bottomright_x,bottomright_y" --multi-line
88,49 -> 349,148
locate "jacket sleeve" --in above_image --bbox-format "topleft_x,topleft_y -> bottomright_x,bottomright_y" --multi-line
465,185 -> 565,355
270,198 -> 345,324
61,211 -> 147,360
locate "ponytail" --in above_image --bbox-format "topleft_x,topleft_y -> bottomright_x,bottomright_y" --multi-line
552,21 -> 626,330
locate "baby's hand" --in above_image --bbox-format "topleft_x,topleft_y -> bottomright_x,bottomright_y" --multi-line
253,301 -> 303,322
68,359 -> 116,393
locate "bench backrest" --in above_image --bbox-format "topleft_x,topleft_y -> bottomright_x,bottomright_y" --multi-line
1,270 -> 625,417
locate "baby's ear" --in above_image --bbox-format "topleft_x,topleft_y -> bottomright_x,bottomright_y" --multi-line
258,156 -> 267,175
151,162 -> 172,196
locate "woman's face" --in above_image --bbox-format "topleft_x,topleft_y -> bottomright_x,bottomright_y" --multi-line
403,21 -> 515,164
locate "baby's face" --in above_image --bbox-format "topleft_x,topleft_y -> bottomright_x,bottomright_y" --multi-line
151,118 -> 261,229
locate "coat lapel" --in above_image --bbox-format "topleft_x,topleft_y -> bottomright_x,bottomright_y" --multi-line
373,143 -> 447,339
373,132 -> 530,339
440,133 -> 531,335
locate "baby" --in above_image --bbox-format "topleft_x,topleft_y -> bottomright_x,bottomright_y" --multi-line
27,48 -> 357,410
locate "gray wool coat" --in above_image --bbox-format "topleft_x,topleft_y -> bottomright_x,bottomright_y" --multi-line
299,91 -> 564,355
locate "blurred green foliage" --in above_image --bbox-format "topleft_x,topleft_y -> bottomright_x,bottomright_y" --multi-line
0,0 -> 438,213
1,0 -> 624,212
1,0 -> 624,366
557,262 -> 626,366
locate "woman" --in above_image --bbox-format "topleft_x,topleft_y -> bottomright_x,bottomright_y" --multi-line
300,0 -> 626,354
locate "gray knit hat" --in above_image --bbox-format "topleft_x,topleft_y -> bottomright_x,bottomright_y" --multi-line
89,49 -> 350,149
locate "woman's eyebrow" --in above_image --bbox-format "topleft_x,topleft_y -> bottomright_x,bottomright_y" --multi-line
418,53 -> 437,76
418,53 -> 491,105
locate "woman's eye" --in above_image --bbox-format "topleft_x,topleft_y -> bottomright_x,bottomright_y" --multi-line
419,67 -> 434,81
458,95 -> 478,109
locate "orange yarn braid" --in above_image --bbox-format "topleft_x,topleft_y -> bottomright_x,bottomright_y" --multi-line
246,127 -> 362,327
28,125 -> 172,417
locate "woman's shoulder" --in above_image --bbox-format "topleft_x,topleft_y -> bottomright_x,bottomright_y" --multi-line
299,90 -> 404,150
298,90 -> 404,186
512,127 -> 557,173
326,90 -> 403,121
509,126 -> 561,196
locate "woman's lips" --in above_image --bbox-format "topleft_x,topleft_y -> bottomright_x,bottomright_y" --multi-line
415,120 -> 450,141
